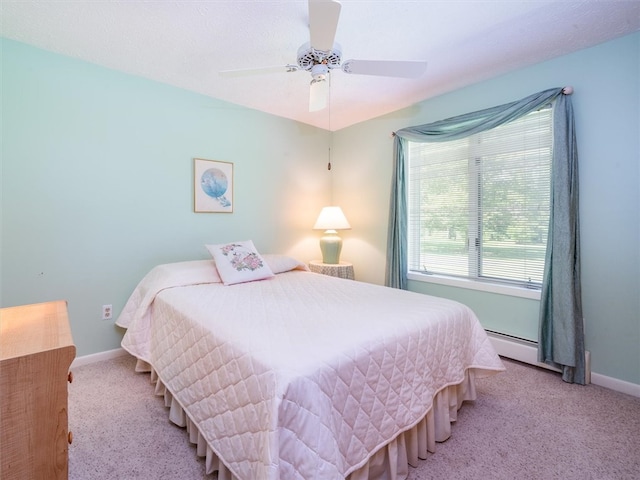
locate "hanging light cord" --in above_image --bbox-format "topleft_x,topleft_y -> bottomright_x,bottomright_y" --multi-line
328,74 -> 332,171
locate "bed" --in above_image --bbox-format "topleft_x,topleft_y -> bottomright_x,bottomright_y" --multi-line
116,251 -> 504,480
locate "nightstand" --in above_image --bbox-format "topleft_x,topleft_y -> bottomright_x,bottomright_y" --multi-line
309,260 -> 355,280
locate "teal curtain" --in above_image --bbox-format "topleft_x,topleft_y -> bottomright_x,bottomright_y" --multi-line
538,93 -> 586,384
393,88 -> 565,142
385,137 -> 408,289
388,87 -> 585,384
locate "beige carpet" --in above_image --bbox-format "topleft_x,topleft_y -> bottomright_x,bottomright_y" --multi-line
68,354 -> 640,479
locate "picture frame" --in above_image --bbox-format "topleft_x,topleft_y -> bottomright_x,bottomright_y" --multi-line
193,158 -> 234,213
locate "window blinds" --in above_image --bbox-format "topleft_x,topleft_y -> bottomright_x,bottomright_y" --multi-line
407,107 -> 552,286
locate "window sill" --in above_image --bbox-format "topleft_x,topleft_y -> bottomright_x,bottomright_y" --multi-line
407,272 -> 541,300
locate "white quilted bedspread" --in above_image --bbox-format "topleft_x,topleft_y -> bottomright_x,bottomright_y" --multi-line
117,260 -> 504,480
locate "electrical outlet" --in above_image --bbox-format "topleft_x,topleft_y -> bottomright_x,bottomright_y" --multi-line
102,304 -> 113,320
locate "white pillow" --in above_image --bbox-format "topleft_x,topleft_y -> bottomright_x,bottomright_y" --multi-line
206,240 -> 275,285
262,254 -> 310,274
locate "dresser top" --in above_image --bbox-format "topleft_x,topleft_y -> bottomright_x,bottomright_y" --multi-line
0,300 -> 75,360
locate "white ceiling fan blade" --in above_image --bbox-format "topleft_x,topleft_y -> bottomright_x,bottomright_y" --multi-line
309,0 -> 342,52
309,79 -> 329,112
341,59 -> 427,78
219,65 -> 299,77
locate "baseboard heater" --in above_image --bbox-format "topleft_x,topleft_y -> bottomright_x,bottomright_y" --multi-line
487,331 -> 591,385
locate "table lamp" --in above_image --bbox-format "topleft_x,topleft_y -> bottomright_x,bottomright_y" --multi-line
313,206 -> 351,264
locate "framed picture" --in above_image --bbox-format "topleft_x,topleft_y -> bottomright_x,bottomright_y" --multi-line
194,158 -> 234,213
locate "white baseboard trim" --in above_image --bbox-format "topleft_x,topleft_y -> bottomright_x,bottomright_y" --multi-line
71,347 -> 128,368
488,333 -> 639,398
590,372 -> 640,398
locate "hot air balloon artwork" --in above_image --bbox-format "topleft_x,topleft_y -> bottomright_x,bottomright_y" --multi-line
194,158 -> 233,213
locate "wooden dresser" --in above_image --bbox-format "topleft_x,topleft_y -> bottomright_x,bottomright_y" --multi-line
0,300 -> 76,480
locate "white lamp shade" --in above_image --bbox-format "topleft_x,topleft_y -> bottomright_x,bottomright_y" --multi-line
313,206 -> 351,231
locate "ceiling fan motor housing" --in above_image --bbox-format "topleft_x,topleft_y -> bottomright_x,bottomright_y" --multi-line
297,42 -> 342,72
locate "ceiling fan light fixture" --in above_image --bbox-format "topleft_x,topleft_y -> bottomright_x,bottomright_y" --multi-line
311,63 -> 329,81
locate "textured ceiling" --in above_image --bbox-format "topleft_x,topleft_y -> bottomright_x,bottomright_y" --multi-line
1,1 -> 639,131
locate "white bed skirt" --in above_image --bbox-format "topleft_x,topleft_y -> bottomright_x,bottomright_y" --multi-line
136,359 -> 478,480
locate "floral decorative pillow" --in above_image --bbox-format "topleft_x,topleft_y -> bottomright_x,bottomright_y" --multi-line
206,240 -> 275,285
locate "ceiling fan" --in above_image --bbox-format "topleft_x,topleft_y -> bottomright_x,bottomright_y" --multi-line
220,0 -> 427,112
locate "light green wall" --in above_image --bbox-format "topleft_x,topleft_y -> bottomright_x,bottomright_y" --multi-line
334,32 -> 640,385
1,39 -> 331,356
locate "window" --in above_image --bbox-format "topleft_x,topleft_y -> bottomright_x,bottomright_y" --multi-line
407,107 -> 552,288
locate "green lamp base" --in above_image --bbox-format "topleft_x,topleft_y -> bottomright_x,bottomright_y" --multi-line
319,230 -> 342,264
